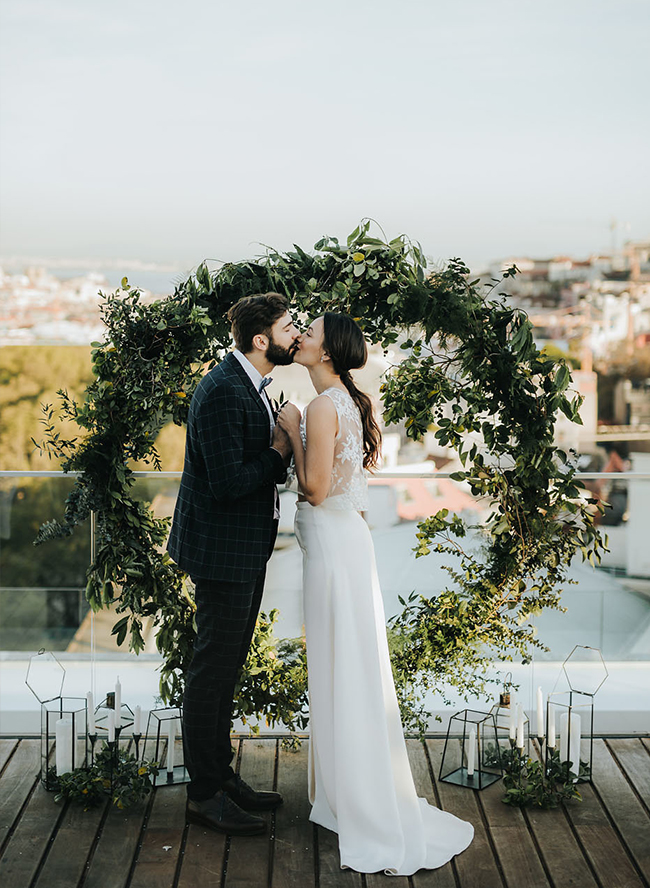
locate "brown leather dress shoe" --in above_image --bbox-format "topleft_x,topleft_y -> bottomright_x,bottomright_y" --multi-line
186,790 -> 266,835
222,773 -> 283,811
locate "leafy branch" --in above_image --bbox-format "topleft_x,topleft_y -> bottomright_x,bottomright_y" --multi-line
34,221 -> 605,733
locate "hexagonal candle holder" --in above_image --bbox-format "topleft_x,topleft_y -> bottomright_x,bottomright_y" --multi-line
544,644 -> 608,784
25,651 -> 88,790
439,709 -> 503,790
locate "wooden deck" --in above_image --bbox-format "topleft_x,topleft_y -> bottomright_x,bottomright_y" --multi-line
0,735 -> 648,888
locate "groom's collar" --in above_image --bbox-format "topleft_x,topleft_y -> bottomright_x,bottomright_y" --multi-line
232,349 -> 272,393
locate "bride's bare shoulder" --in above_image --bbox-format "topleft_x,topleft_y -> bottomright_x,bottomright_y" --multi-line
304,392 -> 338,425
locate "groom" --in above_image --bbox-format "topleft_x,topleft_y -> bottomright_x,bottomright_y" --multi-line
167,292 -> 301,836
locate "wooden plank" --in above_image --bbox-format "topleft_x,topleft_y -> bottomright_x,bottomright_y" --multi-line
607,738 -> 650,811
366,871 -> 409,887
511,740 -> 598,888
177,823 -> 226,888
0,783 -> 64,888
224,738 -> 275,887
129,782 -> 188,888
33,799 -> 107,888
83,800 -> 150,888
0,739 -> 41,848
0,739 -> 18,774
317,824 -> 364,888
271,739 -> 315,888
426,739 -> 503,888
469,742 -> 550,888
590,739 -> 650,883
523,805 -> 598,888
83,736 -> 156,888
562,780 -> 646,888
176,738 -> 234,888
406,739 -> 456,888
178,823 -> 227,888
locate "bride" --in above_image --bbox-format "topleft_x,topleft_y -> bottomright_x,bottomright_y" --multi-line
277,313 -> 474,876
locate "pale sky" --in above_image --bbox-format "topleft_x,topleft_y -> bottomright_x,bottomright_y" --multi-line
1,0 -> 648,272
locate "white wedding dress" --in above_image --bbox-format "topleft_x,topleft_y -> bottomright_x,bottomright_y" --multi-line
293,387 -> 474,876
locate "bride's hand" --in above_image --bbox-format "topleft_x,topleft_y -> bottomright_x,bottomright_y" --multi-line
277,402 -> 301,437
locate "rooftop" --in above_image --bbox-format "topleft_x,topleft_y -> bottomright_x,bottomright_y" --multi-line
0,734 -> 648,887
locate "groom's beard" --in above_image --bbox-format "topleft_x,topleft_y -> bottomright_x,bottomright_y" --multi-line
265,337 -> 299,366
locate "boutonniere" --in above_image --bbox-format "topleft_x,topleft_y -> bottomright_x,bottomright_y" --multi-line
270,390 -> 285,421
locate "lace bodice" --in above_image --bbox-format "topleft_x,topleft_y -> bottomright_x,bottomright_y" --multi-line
297,387 -> 368,511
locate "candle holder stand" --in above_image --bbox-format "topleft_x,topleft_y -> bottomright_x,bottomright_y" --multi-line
544,645 -> 608,785
94,697 -> 134,741
145,707 -> 188,786
25,651 -> 88,789
489,699 -> 530,756
439,709 -> 502,790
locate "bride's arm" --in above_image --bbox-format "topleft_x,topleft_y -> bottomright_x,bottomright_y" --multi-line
278,396 -> 337,506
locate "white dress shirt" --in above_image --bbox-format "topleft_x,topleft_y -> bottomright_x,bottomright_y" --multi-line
232,349 -> 280,519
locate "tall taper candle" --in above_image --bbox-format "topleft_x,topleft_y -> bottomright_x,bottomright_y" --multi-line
167,718 -> 175,773
547,698 -> 556,748
509,695 -> 517,741
559,711 -> 581,776
516,703 -> 525,749
86,691 -> 95,734
134,705 -> 141,735
114,676 -> 121,729
536,686 -> 544,738
107,708 -> 115,743
467,727 -> 476,777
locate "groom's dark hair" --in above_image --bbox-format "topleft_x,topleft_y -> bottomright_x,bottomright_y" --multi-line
227,292 -> 289,352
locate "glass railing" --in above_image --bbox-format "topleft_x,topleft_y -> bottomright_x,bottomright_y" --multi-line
1,469 -> 649,658
1,469 -> 649,735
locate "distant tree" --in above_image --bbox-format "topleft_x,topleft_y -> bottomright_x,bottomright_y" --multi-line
0,346 -> 94,470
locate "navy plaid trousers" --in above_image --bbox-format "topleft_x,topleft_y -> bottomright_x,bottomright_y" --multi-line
182,523 -> 277,801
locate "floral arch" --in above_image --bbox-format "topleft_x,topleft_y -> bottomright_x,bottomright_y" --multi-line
37,221 -> 604,734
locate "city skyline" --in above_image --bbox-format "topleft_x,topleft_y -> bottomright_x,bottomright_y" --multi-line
1,0 -> 649,271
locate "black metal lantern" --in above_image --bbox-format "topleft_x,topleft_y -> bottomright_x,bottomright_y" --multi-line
544,645 -> 608,784
145,706 -> 188,786
439,708 -> 502,790
25,651 -> 88,790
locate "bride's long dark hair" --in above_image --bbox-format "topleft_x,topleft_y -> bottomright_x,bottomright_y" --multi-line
322,312 -> 382,470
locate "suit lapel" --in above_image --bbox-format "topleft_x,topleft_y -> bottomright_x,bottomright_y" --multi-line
224,352 -> 272,429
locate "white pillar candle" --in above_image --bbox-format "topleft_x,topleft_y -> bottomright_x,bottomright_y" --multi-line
114,677 -> 122,729
134,705 -> 142,735
167,719 -> 175,773
107,708 -> 115,743
516,703 -> 525,749
509,696 -> 517,741
536,686 -> 544,738
55,717 -> 73,775
559,712 -> 581,775
86,691 -> 95,734
547,698 -> 556,749
467,727 -> 476,777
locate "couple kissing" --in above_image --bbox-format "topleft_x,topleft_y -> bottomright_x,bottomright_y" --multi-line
167,292 -> 473,875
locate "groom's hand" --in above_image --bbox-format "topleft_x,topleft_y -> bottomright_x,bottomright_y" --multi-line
271,424 -> 293,464
276,402 -> 301,436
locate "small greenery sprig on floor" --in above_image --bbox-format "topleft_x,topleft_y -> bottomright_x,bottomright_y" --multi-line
489,743 -> 585,808
34,220 -> 606,732
51,745 -> 158,811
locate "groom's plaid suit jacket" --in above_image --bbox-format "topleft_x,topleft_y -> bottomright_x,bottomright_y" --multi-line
167,351 -> 286,583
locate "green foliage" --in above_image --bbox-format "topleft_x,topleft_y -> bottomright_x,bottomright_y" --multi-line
234,609 -> 309,735
34,220 -> 605,731
0,346 -> 93,470
495,744 -> 584,809
52,744 -> 158,810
